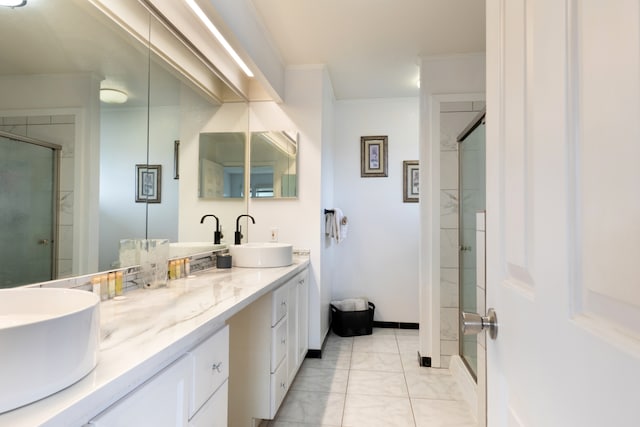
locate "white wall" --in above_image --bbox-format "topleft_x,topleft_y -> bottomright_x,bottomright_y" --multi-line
319,67 -> 336,346
419,53 -> 485,367
177,97 -> 246,244
246,66 -> 334,350
333,98 -> 420,323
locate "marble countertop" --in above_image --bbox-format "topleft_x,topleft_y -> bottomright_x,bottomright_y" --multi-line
0,257 -> 309,427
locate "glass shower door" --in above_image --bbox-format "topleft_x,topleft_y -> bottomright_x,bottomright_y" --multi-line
458,115 -> 486,379
0,133 -> 58,288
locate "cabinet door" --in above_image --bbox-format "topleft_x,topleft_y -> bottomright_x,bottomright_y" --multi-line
297,270 -> 309,364
89,356 -> 191,427
287,279 -> 298,383
272,316 -> 288,373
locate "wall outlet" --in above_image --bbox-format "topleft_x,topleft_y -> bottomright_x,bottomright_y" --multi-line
270,227 -> 279,242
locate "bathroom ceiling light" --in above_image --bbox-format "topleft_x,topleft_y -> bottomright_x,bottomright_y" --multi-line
0,0 -> 27,7
184,0 -> 254,78
100,88 -> 128,104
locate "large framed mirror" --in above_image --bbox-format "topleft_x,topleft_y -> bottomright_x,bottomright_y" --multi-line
0,0 -> 248,287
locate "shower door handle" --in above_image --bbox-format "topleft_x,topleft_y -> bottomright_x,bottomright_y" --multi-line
461,308 -> 498,340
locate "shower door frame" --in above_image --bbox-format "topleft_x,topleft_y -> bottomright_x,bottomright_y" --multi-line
0,130 -> 61,285
457,110 -> 486,381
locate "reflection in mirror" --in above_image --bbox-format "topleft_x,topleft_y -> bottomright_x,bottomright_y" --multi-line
0,0 -> 153,285
0,0 -> 249,286
198,133 -> 246,199
250,131 -> 298,198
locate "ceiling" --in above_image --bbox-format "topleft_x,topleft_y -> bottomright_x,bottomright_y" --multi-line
1,1 -> 485,104
249,0 -> 486,100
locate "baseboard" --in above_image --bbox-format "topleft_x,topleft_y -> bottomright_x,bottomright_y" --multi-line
373,321 -> 419,329
417,351 -> 432,367
306,349 -> 322,359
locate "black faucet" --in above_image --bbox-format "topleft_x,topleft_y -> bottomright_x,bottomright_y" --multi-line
200,214 -> 223,244
235,214 -> 255,245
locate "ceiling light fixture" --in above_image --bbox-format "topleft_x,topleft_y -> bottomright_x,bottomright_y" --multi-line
184,0 -> 254,78
0,0 -> 27,7
100,88 -> 128,104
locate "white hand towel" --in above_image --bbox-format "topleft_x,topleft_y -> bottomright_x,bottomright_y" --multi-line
332,298 -> 368,312
325,211 -> 333,236
334,208 -> 348,243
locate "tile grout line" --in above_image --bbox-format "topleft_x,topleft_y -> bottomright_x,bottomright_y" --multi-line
397,330 -> 419,427
339,335 -> 353,427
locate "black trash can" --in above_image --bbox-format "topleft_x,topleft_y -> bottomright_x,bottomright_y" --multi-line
330,301 -> 375,337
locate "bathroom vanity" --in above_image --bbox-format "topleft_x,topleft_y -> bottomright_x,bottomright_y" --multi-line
0,257 -> 309,427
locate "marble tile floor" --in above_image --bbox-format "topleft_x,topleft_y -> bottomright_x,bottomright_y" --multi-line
265,328 -> 477,427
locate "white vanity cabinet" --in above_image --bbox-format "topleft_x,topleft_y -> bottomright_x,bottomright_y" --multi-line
89,326 -> 229,427
228,267 -> 309,426
88,355 -> 191,427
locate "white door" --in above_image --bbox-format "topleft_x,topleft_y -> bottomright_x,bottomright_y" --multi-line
485,0 -> 640,426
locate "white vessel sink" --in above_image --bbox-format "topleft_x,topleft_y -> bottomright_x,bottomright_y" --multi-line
229,242 -> 293,268
0,288 -> 100,413
169,242 -> 225,258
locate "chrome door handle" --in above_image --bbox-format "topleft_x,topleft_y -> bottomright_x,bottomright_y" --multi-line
461,308 -> 498,340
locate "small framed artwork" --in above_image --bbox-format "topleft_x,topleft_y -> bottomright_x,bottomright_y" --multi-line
403,160 -> 419,203
361,135 -> 388,177
135,164 -> 162,203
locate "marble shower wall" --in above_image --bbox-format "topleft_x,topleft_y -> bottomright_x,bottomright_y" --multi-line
439,101 -> 484,368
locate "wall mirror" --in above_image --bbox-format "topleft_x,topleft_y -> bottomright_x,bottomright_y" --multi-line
0,0 -> 247,287
250,131 -> 298,198
198,132 -> 246,199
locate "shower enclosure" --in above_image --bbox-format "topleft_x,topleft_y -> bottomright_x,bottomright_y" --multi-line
0,131 -> 60,288
457,111 -> 486,378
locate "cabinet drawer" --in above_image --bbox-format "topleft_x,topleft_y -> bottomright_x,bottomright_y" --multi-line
188,379 -> 228,427
270,358 -> 288,417
271,285 -> 288,325
188,326 -> 229,418
271,317 -> 287,372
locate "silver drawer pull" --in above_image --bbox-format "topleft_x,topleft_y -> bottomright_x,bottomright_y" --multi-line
211,362 -> 223,373
280,382 -> 286,390
281,300 -> 287,307
281,337 -> 286,345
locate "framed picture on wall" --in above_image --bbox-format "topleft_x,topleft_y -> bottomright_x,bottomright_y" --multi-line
360,135 -> 388,177
403,160 -> 419,202
135,164 -> 162,203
